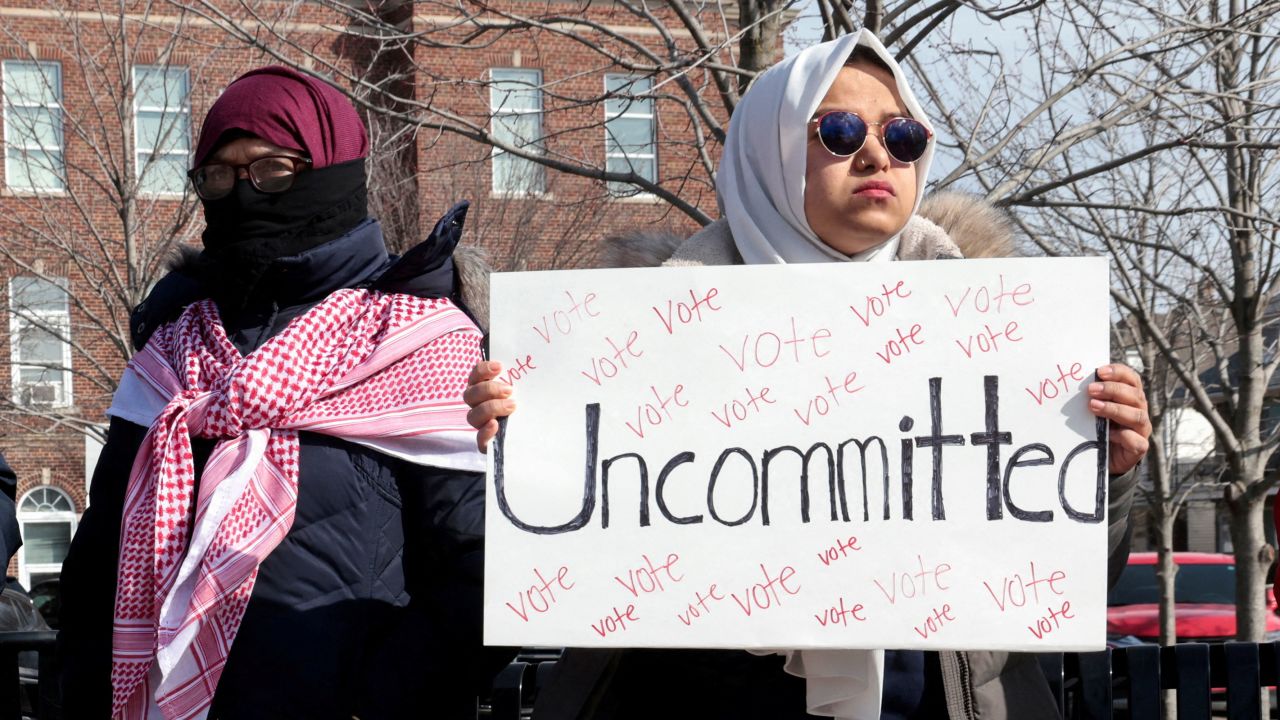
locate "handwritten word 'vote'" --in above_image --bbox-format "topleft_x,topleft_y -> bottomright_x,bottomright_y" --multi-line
533,290 -> 600,343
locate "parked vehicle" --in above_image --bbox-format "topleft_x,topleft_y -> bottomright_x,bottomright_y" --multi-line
27,579 -> 59,630
1107,551 -> 1280,646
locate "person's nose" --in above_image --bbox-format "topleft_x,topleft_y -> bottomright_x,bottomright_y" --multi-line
851,131 -> 891,173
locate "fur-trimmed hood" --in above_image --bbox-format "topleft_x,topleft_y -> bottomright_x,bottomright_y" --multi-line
598,192 -> 1016,268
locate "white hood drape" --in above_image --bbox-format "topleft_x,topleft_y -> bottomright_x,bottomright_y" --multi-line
718,29 -> 935,265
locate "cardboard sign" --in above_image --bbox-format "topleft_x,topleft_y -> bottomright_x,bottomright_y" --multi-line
484,257 -> 1109,651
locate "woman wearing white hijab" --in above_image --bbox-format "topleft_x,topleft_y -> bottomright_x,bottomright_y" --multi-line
467,30 -> 1149,720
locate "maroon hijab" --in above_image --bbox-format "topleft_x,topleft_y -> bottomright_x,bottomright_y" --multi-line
193,66 -> 368,168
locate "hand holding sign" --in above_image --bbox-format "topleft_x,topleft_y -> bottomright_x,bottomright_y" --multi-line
1088,364 -> 1151,475
464,361 -> 514,452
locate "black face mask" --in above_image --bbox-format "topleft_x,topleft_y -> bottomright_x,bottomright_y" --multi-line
198,157 -> 369,311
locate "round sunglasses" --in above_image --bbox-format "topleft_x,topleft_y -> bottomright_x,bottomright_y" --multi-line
810,111 -> 931,164
187,155 -> 313,200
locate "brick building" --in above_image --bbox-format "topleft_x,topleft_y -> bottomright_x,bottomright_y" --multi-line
0,0 -> 728,587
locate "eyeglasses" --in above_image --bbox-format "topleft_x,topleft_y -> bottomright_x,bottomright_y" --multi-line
810,111 -> 931,164
187,155 -> 313,200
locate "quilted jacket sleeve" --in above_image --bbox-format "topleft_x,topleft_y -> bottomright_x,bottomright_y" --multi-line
56,417 -> 150,718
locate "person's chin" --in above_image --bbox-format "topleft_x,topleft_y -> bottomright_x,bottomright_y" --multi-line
822,231 -> 890,256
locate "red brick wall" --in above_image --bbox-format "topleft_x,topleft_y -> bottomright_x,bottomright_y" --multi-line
0,0 -> 729,583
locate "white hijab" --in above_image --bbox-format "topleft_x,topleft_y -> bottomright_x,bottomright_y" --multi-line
724,30 -> 936,720
719,29 -> 935,265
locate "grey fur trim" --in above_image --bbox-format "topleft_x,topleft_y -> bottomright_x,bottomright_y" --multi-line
896,214 -> 962,261
918,191 -> 1017,259
665,212 -> 970,267
597,229 -> 687,269
665,220 -> 739,267
664,192 -> 1013,267
455,245 -> 491,333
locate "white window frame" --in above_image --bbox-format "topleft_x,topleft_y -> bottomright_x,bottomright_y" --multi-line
16,486 -> 76,588
489,68 -> 545,196
2,60 -> 64,192
604,74 -> 657,198
9,276 -> 72,408
132,65 -> 191,197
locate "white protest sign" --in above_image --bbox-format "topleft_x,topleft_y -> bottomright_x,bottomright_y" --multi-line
485,257 -> 1110,652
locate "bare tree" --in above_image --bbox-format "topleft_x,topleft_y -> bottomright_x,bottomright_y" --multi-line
916,0 -> 1280,641
0,3 -> 215,442
166,0 -> 1053,229
428,149 -> 636,270
162,0 -> 1280,643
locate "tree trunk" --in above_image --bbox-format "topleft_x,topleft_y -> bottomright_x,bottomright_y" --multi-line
736,0 -> 788,91
1156,514 -> 1178,645
1226,484 -> 1272,642
1147,406 -> 1176,648
1155,512 -> 1178,720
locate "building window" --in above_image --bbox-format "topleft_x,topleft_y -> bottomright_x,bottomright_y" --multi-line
490,68 -> 545,195
2,61 -> 64,191
17,486 -> 75,588
9,277 -> 71,407
604,75 -> 656,197
133,65 -> 190,195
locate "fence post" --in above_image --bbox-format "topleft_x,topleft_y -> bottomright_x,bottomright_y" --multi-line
1222,642 -> 1261,720
1171,643 -> 1211,720
491,661 -> 530,720
1122,644 -> 1162,720
1072,650 -> 1112,719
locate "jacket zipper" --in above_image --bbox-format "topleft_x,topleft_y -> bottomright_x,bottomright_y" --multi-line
940,651 -> 977,719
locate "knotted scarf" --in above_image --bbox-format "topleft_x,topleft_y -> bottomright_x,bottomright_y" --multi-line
106,289 -> 482,720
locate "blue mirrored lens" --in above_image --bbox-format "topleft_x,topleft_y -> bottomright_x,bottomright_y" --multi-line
883,118 -> 929,163
818,112 -> 868,156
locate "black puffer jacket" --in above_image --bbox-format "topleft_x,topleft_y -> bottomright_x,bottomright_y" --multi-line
58,206 -> 509,719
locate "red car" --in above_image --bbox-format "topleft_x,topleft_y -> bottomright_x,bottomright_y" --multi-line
1106,552 -> 1280,645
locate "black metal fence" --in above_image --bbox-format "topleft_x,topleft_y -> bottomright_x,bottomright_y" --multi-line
487,643 -> 1280,720
0,631 -> 56,720
7,636 -> 1280,719
1041,642 -> 1280,719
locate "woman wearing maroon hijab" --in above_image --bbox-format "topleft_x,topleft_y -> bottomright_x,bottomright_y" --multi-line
58,67 -> 505,719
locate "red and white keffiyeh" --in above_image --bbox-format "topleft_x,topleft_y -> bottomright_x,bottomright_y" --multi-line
105,289 -> 483,720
